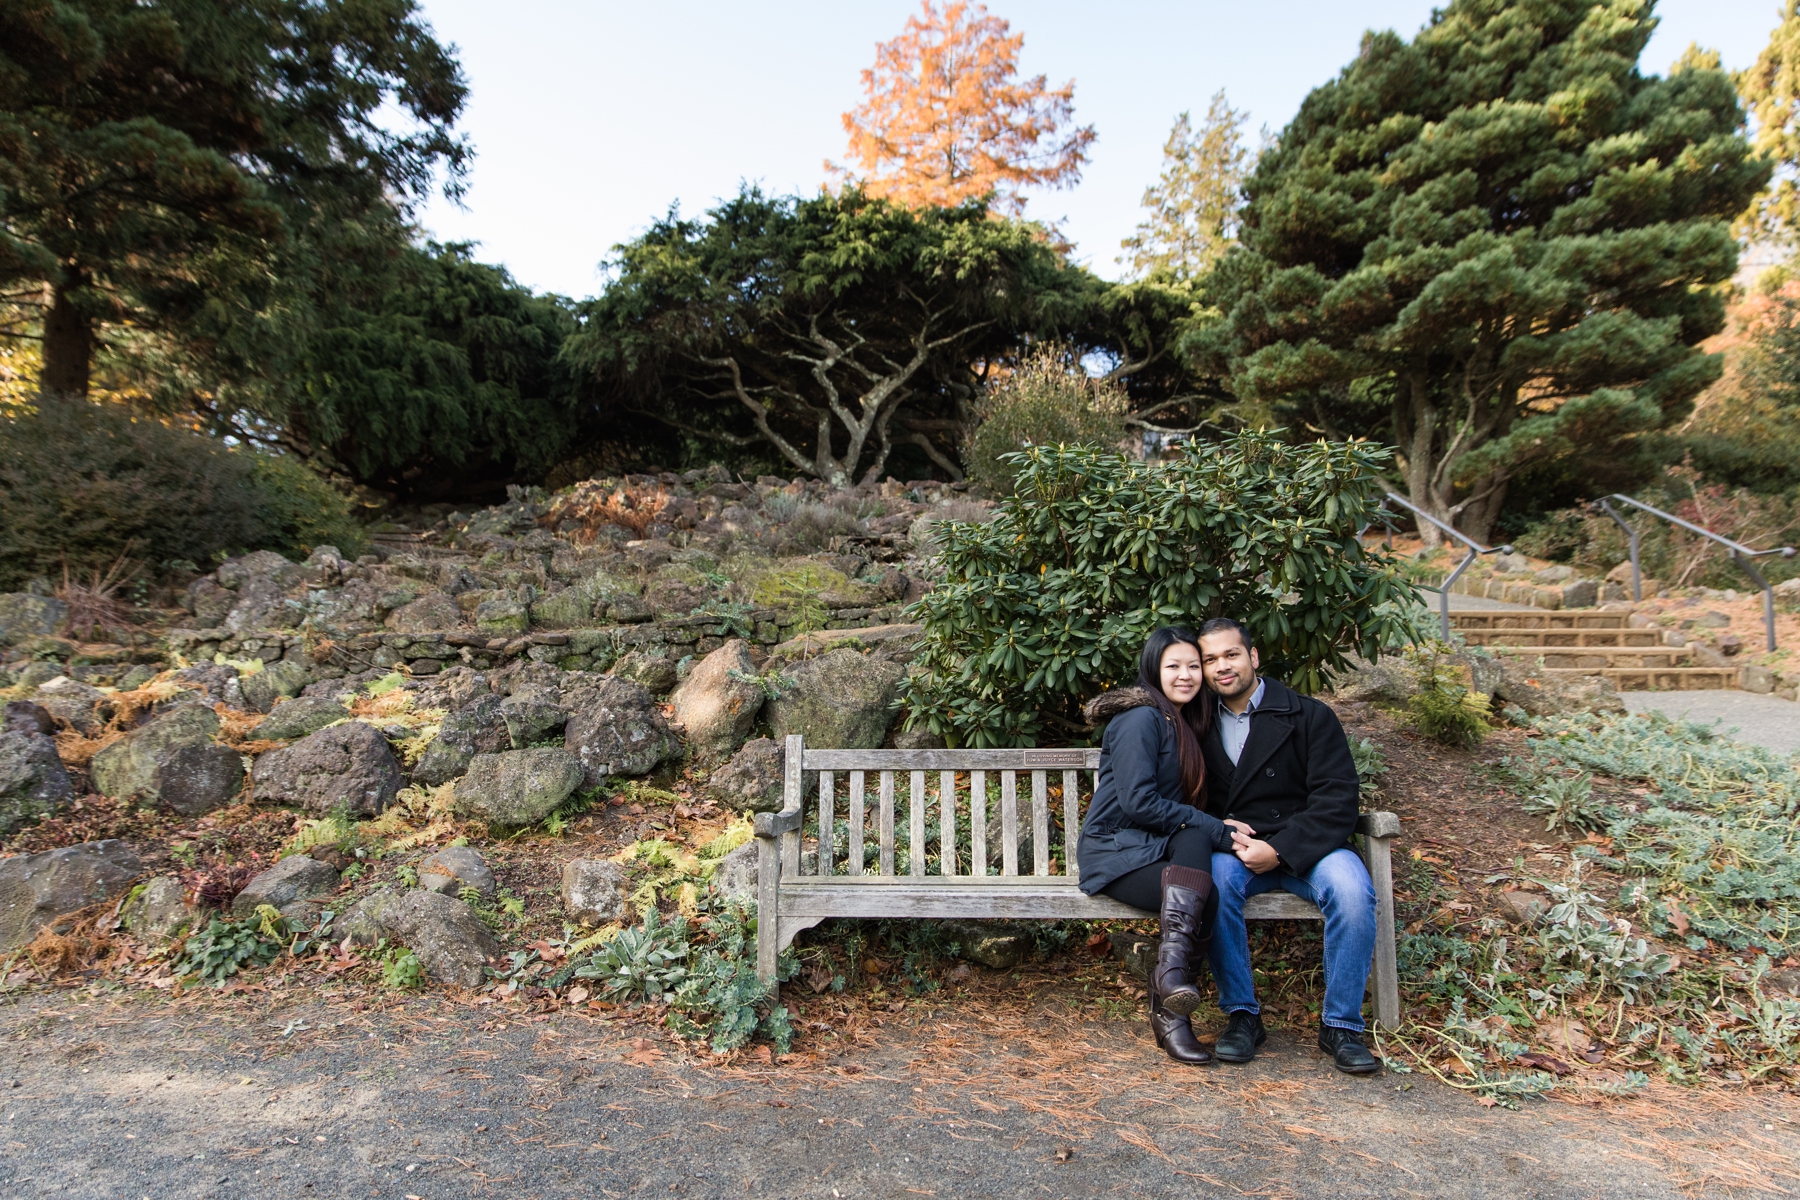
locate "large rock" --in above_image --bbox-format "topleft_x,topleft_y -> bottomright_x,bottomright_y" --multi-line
413,694 -> 512,786
240,659 -> 312,714
32,676 -> 107,734
670,640 -> 765,759
453,748 -> 584,826
255,695 -> 350,741
765,648 -> 905,749
771,623 -> 924,661
562,676 -> 681,785
706,737 -> 786,813
610,650 -> 678,695
251,721 -> 403,816
500,692 -> 568,747
713,839 -> 760,902
1329,651 -> 1504,707
1493,660 -> 1626,718
474,597 -> 529,635
561,859 -> 630,925
232,855 -> 340,925
120,875 -> 193,942
3,702 -> 54,735
940,919 -> 1031,971
0,840 -> 143,952
0,731 -> 73,834
338,888 -> 500,988
385,592 -> 464,633
89,702 -> 244,815
0,594 -> 67,646
418,846 -> 496,898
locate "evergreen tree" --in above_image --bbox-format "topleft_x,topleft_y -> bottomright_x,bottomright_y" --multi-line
0,0 -> 467,398
1190,0 -> 1767,543
567,188 -> 1089,487
283,243 -> 580,501
1119,92 -> 1251,281
1740,1 -> 1800,248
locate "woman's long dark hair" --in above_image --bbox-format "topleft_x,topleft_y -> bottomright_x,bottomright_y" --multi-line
1137,626 -> 1213,804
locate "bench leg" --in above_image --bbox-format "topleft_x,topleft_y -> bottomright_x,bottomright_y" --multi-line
1364,833 -> 1400,1029
755,832 -> 781,998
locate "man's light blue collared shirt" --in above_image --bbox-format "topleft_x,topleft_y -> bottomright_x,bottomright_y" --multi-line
1217,678 -> 1266,766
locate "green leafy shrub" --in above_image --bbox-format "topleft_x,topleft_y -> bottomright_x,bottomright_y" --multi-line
1403,646 -> 1491,747
1349,736 -> 1388,804
380,945 -> 425,990
174,907 -> 287,986
900,433 -> 1422,746
668,897 -> 796,1054
964,348 -> 1128,497
573,908 -> 690,1001
0,399 -> 365,589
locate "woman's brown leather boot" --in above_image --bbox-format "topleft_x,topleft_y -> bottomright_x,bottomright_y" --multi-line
1153,864 -> 1212,1019
1150,985 -> 1212,1064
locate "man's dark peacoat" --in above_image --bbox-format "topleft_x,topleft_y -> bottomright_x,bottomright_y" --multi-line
1200,676 -> 1360,877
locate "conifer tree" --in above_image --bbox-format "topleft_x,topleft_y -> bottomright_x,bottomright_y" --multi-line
1191,0 -> 1767,543
1120,92 -> 1251,281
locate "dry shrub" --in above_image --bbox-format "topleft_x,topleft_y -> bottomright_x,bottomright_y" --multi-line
58,551 -> 140,643
541,479 -> 671,541
24,906 -> 118,978
47,674 -> 193,768
187,861 -> 255,910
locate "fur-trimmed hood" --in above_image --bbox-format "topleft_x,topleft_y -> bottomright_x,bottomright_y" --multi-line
1082,686 -> 1160,727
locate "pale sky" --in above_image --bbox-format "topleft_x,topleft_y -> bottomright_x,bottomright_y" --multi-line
411,0 -> 1781,299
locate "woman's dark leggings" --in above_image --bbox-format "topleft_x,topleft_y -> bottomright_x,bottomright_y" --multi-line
1100,825 -> 1220,922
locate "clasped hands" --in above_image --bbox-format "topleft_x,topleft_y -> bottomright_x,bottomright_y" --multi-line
1224,818 -> 1279,874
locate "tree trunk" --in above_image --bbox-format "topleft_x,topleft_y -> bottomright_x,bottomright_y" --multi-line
41,280 -> 92,399
1397,371 -> 1446,548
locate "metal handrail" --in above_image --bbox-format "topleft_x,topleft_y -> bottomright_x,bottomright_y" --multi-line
1597,494 -> 1795,652
1377,492 -> 1513,641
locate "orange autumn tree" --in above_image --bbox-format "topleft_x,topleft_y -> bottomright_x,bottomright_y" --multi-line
830,1 -> 1094,215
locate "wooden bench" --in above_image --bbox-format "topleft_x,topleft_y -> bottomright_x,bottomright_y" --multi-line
752,736 -> 1403,1027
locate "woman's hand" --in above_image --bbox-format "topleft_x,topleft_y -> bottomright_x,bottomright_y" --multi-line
1223,818 -> 1257,837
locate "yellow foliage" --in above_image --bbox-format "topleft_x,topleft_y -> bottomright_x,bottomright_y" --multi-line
829,0 -> 1094,216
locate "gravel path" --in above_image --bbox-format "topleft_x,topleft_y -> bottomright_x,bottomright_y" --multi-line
2,989 -> 1793,1199
1622,690 -> 1800,756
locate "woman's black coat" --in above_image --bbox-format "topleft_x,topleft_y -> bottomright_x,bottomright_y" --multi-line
1075,688 -> 1232,895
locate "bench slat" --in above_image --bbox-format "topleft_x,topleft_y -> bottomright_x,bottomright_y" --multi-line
879,770 -> 895,877
1000,771 -> 1019,876
819,771 -> 834,876
910,770 -> 926,877
803,748 -> 1102,771
970,770 -> 988,878
1031,770 -> 1050,877
775,877 -> 1326,922
848,771 -> 865,875
1063,769 -> 1081,877
940,770 -> 958,877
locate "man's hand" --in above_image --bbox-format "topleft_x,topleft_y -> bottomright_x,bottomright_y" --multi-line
1232,830 -> 1280,874
1223,819 -> 1257,837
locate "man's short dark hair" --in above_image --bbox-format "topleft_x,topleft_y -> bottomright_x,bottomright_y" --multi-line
1198,617 -> 1254,651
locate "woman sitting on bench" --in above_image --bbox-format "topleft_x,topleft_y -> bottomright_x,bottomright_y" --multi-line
1077,626 -> 1235,1066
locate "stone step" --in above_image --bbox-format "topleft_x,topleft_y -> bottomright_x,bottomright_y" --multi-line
1536,666 -> 1743,691
1449,612 -> 1631,631
1492,646 -> 1690,670
1461,629 -> 1663,649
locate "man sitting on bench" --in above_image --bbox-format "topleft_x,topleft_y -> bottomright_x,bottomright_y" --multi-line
1195,617 -> 1380,1075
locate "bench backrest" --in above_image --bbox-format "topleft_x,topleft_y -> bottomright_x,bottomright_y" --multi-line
769,737 -> 1102,880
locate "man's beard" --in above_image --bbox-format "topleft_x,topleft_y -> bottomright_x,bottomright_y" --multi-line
1208,671 -> 1256,700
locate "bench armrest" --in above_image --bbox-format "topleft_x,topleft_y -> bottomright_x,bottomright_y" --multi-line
1356,811 -> 1401,839
754,807 -> 803,838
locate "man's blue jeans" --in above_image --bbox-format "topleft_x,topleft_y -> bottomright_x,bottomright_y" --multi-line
1208,848 -> 1377,1032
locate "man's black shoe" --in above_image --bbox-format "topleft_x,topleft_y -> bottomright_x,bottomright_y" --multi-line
1213,1011 -> 1266,1064
1319,1025 -> 1380,1075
